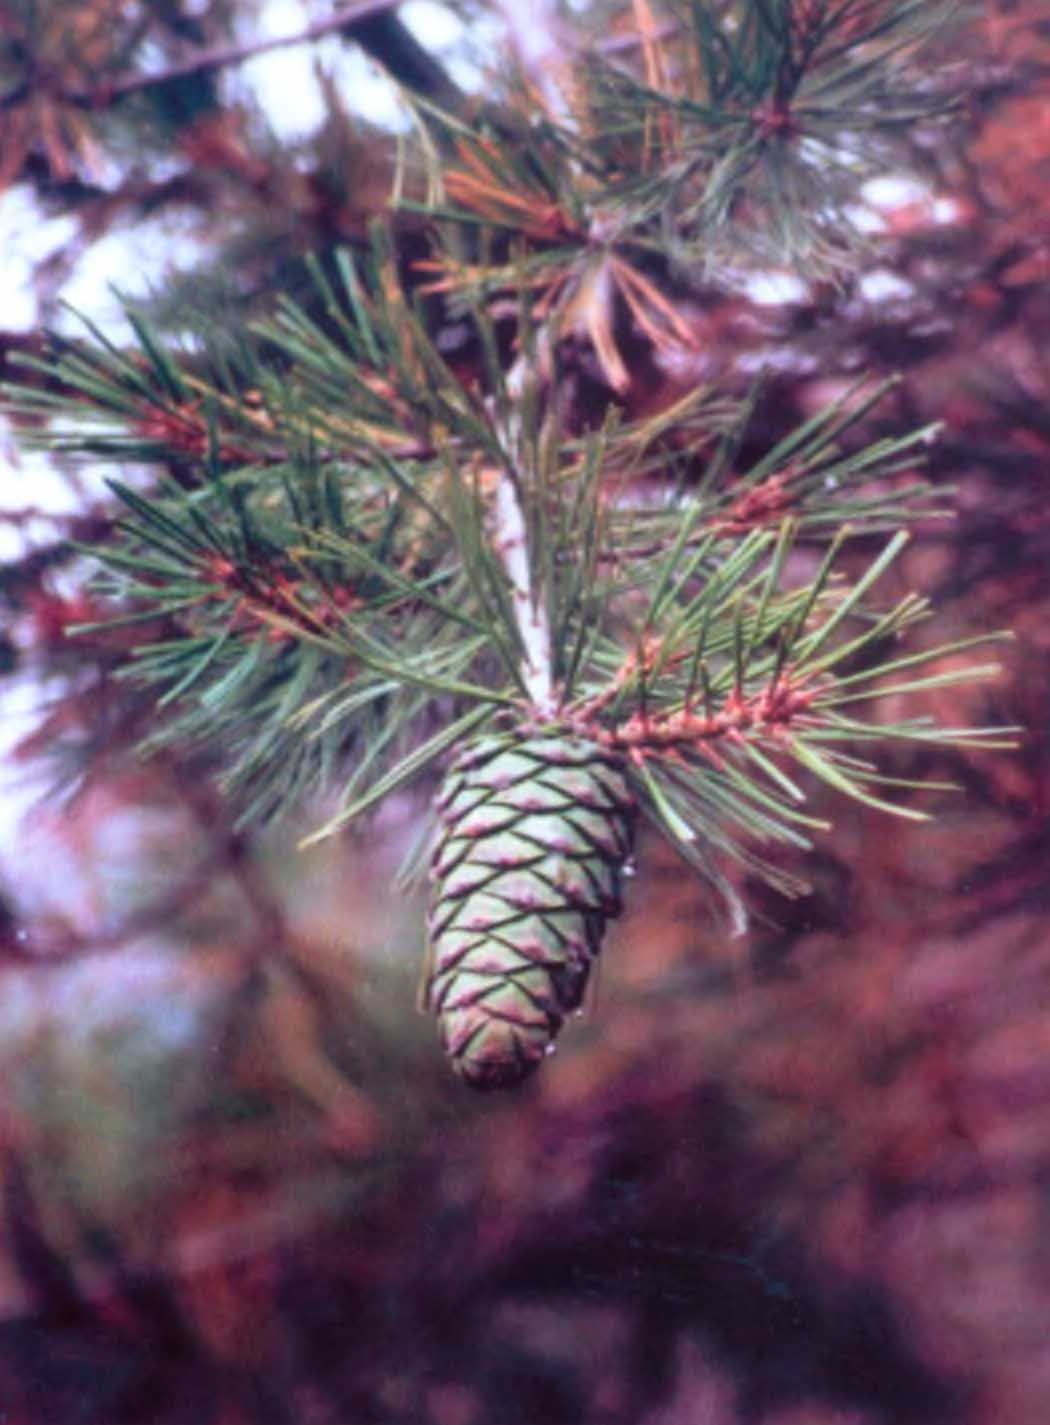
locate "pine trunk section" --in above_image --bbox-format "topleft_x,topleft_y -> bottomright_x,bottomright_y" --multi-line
425,730 -> 636,1089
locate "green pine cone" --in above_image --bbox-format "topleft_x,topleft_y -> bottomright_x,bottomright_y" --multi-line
424,729 -> 636,1089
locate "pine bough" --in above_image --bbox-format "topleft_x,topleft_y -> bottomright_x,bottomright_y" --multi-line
6,1 -> 1012,1086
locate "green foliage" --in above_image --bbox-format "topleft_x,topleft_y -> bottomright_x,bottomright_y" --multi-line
9,243 -> 1008,871
405,0 -> 958,279
2,0 -> 1013,1081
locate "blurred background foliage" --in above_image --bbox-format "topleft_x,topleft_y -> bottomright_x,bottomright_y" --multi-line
0,1 -> 1046,1422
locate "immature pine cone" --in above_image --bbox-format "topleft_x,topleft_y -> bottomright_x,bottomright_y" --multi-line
425,730 -> 636,1088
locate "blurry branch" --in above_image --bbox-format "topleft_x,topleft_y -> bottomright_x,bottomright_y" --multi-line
164,759 -> 289,950
0,509 -> 116,609
598,21 -> 678,54
345,10 -> 467,111
1,0 -> 463,113
1,746 -> 289,964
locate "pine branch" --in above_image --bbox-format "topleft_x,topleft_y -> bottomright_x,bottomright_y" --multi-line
406,0 -> 961,278
492,459 -> 555,715
1,1 -> 1015,1086
6,0 -> 406,111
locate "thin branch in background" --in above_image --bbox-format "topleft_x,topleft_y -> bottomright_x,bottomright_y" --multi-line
69,0 -> 406,108
596,19 -> 679,56
0,0 -> 462,116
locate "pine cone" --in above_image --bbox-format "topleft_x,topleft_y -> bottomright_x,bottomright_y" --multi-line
425,730 -> 636,1089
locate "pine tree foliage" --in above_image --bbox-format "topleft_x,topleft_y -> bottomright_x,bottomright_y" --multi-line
5,0 -> 1013,1085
